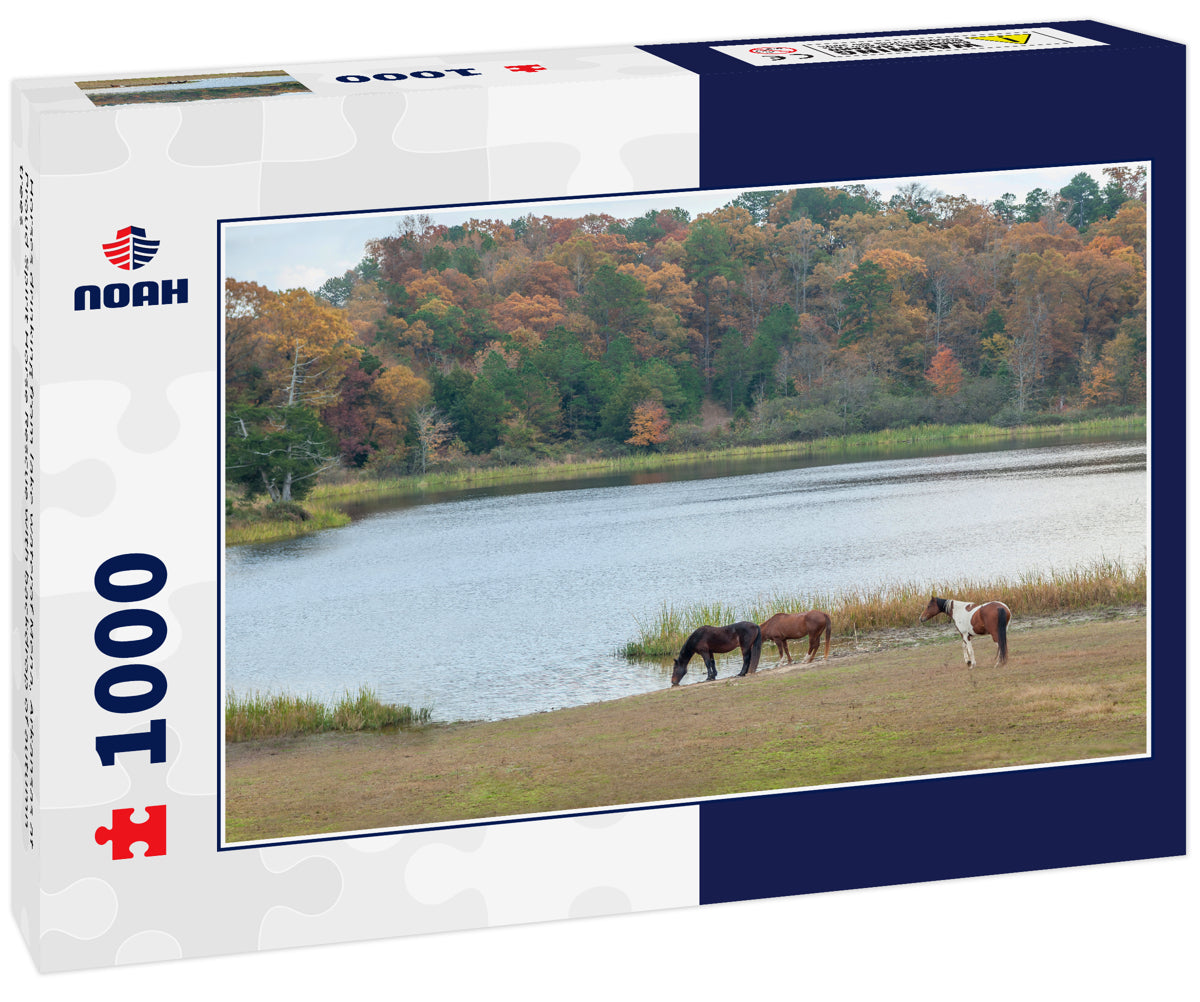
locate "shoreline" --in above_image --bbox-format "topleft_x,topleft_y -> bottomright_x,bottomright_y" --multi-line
225,613 -> 1147,842
226,415 -> 1145,546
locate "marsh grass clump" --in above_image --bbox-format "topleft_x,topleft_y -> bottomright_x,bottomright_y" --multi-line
622,558 -> 1146,659
225,500 -> 350,546
225,686 -> 432,742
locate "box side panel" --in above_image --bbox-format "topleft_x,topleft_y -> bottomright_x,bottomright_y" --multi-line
11,84 -> 42,968
25,64 -> 703,970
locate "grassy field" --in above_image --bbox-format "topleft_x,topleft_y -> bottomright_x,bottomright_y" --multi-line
623,558 -> 1146,657
224,614 -> 1146,842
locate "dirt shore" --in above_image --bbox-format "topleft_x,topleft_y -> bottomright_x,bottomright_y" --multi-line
225,614 -> 1146,843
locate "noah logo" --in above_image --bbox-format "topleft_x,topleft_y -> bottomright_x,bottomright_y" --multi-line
102,225 -> 160,270
74,225 -> 187,311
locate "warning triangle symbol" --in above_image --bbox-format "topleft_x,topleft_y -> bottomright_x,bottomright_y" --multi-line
971,33 -> 1032,44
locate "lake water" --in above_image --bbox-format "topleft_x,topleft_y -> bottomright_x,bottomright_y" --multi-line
82,75 -> 296,95
224,438 -> 1147,722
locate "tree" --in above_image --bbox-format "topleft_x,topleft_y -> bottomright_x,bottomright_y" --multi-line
1059,172 -> 1103,231
582,265 -> 649,352
412,405 -> 451,473
257,289 -> 357,408
314,269 -> 358,307
226,405 -> 337,503
777,218 -> 823,315
726,190 -> 783,224
626,400 -> 671,447
991,193 -> 1018,223
1101,165 -> 1147,205
926,345 -> 964,396
224,279 -> 275,405
1018,188 -> 1052,223
1082,332 -> 1141,407
836,259 -> 891,346
684,216 -> 741,387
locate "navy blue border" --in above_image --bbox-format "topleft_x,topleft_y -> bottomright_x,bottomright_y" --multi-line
216,26 -> 1184,901
644,21 -> 1185,904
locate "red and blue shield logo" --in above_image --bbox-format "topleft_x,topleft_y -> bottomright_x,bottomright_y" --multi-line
102,225 -> 160,270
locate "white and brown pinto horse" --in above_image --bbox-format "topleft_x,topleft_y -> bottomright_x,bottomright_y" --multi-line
919,596 -> 1010,669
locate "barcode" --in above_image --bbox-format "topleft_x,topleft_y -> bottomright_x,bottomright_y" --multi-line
817,38 -> 981,56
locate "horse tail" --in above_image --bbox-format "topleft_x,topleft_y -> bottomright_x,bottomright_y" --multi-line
823,615 -> 832,660
749,624 -> 763,672
996,605 -> 1009,665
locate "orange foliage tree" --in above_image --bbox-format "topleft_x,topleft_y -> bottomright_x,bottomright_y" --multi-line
926,345 -> 964,396
626,400 -> 671,447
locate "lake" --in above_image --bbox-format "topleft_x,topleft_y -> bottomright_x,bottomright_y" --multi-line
81,75 -> 297,95
224,438 -> 1147,722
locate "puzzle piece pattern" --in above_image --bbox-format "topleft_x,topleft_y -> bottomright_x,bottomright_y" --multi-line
40,878 -> 118,941
259,91 -> 491,214
37,776 -> 343,969
27,47 -> 703,970
95,806 -> 167,860
402,810 -> 699,928
255,808 -> 699,950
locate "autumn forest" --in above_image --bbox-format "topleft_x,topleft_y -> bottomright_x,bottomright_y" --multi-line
225,167 -> 1147,505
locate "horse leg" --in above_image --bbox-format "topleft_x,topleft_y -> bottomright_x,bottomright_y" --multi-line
964,635 -> 977,669
805,631 -> 819,664
703,652 -> 717,682
779,638 -> 792,665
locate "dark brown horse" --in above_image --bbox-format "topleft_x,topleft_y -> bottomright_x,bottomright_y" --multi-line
759,610 -> 833,665
919,596 -> 1011,668
670,622 -> 762,686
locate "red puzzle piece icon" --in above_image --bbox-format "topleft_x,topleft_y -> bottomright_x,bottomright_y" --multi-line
95,805 -> 167,860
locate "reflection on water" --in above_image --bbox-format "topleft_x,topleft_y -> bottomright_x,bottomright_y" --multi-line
225,439 -> 1146,722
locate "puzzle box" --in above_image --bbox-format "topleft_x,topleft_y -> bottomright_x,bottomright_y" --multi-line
11,20 -> 1184,971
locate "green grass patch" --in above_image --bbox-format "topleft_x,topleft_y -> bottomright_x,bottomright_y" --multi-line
225,499 -> 351,546
225,686 -> 432,742
622,558 -> 1146,658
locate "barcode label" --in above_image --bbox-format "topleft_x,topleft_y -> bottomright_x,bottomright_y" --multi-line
713,27 -> 1105,67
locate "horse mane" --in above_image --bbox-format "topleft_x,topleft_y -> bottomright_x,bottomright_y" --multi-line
676,630 -> 700,663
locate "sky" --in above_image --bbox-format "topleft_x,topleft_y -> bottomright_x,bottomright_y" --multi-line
223,161 -> 1146,293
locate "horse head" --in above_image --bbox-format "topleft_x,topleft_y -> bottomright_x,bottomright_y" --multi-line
670,658 -> 687,686
919,595 -> 944,623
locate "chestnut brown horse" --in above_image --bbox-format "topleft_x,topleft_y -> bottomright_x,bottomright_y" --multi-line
670,622 -> 762,686
759,610 -> 833,665
919,596 -> 1010,669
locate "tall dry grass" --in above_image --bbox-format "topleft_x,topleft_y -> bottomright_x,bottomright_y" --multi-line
622,558 -> 1146,658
